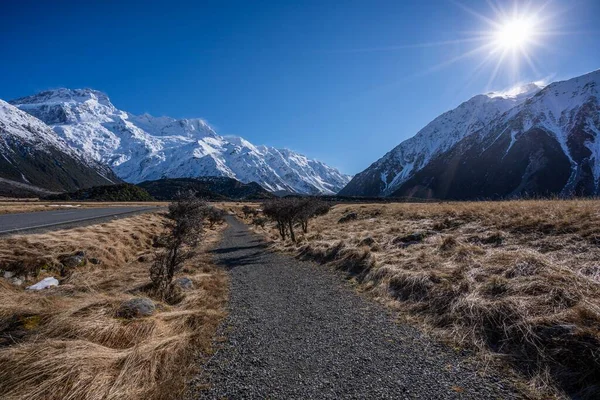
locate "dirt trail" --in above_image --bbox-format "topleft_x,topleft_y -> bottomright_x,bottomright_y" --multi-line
189,216 -> 519,399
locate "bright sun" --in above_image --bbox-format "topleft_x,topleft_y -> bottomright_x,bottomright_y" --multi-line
494,18 -> 535,50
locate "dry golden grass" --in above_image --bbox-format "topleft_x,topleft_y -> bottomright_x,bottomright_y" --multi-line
248,199 -> 600,399
0,213 -> 228,400
216,201 -> 258,215
0,201 -> 167,215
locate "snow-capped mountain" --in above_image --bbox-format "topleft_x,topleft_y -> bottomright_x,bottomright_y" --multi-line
10,89 -> 351,195
0,99 -> 118,195
340,69 -> 600,199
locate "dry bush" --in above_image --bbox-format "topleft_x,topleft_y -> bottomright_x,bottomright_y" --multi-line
150,193 -> 207,299
262,198 -> 330,241
252,199 -> 600,399
0,213 -> 228,400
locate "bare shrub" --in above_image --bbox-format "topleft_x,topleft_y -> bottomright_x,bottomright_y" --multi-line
241,205 -> 258,218
297,199 -> 331,233
150,191 -> 207,300
262,198 -> 296,241
206,207 -> 226,228
262,198 -> 331,241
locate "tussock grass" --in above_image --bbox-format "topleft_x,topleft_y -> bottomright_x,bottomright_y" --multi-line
0,201 -> 166,215
250,199 -> 600,399
0,214 -> 227,400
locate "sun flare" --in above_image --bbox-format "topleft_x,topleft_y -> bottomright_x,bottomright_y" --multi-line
463,1 -> 558,85
494,17 -> 536,50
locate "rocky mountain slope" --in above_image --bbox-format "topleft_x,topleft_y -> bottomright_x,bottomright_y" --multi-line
340,70 -> 600,199
10,89 -> 351,195
0,99 -> 118,196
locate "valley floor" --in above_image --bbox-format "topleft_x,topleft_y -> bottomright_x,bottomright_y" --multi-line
188,216 -> 517,399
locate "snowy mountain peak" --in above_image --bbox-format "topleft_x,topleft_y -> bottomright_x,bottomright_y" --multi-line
340,69 -> 600,198
12,88 -> 114,108
8,89 -> 351,195
486,81 -> 544,100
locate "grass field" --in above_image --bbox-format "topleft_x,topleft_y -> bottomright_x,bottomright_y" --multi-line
0,200 -> 167,215
241,199 -> 600,398
0,212 -> 228,400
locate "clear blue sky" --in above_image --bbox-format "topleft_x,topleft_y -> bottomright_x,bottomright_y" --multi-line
1,0 -> 599,174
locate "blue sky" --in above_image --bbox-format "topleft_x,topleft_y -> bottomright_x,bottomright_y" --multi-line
1,0 -> 599,174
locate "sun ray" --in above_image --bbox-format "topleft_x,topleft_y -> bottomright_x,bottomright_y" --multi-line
485,0 -> 504,19
350,0 -> 574,98
454,50 -> 498,98
485,48 -> 508,91
520,47 -> 541,77
330,37 -> 489,54
452,0 -> 502,29
416,42 -> 496,77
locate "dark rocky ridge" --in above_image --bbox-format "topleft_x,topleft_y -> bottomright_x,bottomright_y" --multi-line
0,133 -> 119,197
138,177 -> 275,200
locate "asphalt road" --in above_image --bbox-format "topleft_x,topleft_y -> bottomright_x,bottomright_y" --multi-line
0,206 -> 160,235
188,216 -> 519,399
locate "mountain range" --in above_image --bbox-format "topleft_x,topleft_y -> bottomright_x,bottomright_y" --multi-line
2,69 -> 599,200
341,69 -> 600,199
2,89 -> 351,196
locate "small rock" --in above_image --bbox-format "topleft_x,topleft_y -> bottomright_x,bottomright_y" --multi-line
360,237 -> 376,246
12,277 -> 24,286
89,257 -> 101,265
392,232 -> 427,246
338,212 -> 358,224
173,277 -> 194,290
27,277 -> 59,290
60,251 -> 86,268
117,297 -> 155,318
3,271 -> 15,279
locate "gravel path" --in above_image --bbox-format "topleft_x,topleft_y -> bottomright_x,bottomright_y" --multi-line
189,216 -> 519,399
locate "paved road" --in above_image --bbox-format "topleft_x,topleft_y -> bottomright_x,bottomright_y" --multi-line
188,216 -> 519,399
0,206 -> 160,235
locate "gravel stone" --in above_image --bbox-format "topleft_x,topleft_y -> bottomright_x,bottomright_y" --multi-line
188,216 -> 520,399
